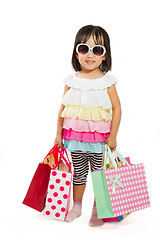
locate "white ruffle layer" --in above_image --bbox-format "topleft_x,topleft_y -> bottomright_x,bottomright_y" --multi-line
62,87 -> 112,109
62,73 -> 118,91
62,72 -> 118,109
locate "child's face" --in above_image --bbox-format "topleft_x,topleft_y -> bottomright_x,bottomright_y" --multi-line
76,35 -> 106,72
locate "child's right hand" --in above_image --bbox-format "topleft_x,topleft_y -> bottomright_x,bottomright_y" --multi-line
54,134 -> 64,148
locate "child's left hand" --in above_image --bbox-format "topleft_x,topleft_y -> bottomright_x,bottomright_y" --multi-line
105,135 -> 117,151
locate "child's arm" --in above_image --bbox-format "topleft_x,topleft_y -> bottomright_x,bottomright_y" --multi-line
54,85 -> 70,148
105,84 -> 121,151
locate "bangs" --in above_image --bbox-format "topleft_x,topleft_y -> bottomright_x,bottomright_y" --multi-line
81,31 -> 104,46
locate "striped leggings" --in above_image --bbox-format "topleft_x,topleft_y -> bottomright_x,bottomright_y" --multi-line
71,151 -> 103,185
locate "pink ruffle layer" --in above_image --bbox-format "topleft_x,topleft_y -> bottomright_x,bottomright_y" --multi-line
62,129 -> 110,143
63,118 -> 111,133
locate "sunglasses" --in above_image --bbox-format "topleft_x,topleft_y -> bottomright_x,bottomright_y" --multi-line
76,43 -> 106,57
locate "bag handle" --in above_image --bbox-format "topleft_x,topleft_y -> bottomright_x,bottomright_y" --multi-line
103,144 -> 131,170
43,144 -> 59,163
114,149 -> 131,169
103,144 -> 117,170
51,145 -> 71,171
43,144 -> 71,170
61,148 -> 71,166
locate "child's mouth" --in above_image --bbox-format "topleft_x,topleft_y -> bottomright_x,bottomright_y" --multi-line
86,60 -> 95,65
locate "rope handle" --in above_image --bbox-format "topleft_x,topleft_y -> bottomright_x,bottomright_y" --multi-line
51,145 -> 71,171
43,144 -> 71,170
43,144 -> 59,163
103,144 -> 131,170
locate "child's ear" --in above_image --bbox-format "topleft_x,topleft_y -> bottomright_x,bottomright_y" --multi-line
76,53 -> 79,59
102,54 -> 107,61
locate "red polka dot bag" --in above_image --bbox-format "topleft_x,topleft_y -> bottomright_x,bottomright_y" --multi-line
91,145 -> 150,219
44,148 -> 72,221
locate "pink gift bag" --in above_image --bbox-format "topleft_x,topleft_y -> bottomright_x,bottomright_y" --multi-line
92,145 -> 151,219
104,163 -> 150,217
44,148 -> 72,221
103,156 -> 131,222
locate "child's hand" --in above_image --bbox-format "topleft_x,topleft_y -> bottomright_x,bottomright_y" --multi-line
105,135 -> 117,151
54,134 -> 64,148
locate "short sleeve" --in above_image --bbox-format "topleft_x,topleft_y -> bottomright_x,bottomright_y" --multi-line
105,74 -> 119,88
62,74 -> 74,87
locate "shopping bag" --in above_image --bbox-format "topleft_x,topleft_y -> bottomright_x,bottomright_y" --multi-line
91,144 -> 150,219
22,163 -> 51,211
23,144 -> 60,211
103,215 -> 126,222
102,150 -> 130,222
44,148 -> 72,221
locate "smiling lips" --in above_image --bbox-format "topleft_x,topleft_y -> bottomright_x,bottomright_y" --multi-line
86,60 -> 95,64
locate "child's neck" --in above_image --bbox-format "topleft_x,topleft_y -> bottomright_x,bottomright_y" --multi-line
76,69 -> 105,79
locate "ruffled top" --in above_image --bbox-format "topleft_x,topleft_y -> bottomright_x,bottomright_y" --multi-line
62,73 -> 118,91
61,72 -> 118,153
62,73 -> 118,109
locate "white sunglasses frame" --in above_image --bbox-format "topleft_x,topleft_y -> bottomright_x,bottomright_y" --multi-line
76,43 -> 106,57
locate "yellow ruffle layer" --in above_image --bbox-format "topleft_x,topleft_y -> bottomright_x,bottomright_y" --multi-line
61,104 -> 112,121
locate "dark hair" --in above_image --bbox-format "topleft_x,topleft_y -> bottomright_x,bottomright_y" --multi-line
72,25 -> 112,73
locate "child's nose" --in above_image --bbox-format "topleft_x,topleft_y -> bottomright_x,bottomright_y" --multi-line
87,49 -> 94,57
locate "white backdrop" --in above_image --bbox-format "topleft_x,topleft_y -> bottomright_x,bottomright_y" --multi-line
0,0 -> 160,239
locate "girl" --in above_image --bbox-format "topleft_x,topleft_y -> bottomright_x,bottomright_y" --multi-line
54,25 -> 121,227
